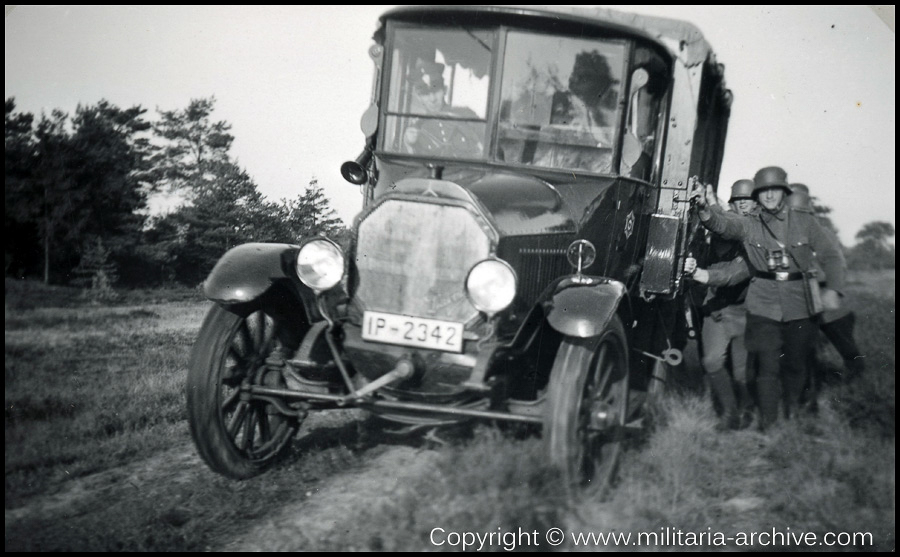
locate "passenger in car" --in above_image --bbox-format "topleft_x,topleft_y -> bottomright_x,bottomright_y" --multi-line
549,49 -> 619,130
532,50 -> 619,173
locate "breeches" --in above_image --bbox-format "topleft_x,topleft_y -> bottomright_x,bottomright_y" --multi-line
745,313 -> 817,414
701,307 -> 749,383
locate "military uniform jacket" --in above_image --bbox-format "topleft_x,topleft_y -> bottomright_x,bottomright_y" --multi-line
702,234 -> 751,314
816,223 -> 852,324
704,254 -> 751,314
412,107 -> 483,158
701,203 -> 845,322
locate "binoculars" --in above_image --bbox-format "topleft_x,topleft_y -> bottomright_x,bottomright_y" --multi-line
766,249 -> 790,271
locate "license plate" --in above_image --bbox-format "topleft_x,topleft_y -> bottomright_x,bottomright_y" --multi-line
362,311 -> 464,353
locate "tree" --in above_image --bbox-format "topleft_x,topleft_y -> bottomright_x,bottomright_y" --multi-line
855,221 -> 894,247
139,99 -> 348,285
148,161 -> 273,284
5,98 -> 38,277
4,99 -> 154,283
4,98 -> 34,182
68,101 -> 154,250
31,109 -> 75,284
810,196 -> 840,239
273,178 -> 346,243
72,237 -> 119,301
151,97 -> 234,200
847,221 -> 895,270
142,174 -> 347,285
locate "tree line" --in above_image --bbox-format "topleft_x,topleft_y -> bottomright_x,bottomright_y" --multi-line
808,201 -> 894,271
4,95 -> 893,289
5,97 -> 346,288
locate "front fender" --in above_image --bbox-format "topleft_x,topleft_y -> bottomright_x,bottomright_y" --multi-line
204,243 -> 317,315
543,277 -> 627,338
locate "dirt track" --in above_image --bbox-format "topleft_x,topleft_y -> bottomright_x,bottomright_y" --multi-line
5,413 -> 444,551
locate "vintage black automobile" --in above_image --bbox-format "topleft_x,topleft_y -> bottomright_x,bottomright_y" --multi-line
187,6 -> 731,485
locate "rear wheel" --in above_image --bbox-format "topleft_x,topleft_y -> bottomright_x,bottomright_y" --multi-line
545,315 -> 629,488
187,305 -> 300,479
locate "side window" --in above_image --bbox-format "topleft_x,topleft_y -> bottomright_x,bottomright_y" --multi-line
497,32 -> 626,174
619,47 -> 669,181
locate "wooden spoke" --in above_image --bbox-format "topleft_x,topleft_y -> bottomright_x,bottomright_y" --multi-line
221,388 -> 241,413
238,407 -> 258,451
257,407 -> 272,443
227,400 -> 249,439
592,343 -> 612,399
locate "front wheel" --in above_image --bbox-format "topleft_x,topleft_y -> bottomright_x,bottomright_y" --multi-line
545,315 -> 629,488
187,304 -> 300,479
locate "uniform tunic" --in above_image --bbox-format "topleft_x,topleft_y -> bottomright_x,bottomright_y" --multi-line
409,107 -> 483,158
701,203 -> 845,322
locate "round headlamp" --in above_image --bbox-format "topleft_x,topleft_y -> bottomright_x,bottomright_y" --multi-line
466,259 -> 517,315
295,239 -> 345,292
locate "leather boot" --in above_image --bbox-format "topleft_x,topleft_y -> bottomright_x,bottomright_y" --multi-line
734,381 -> 754,429
756,376 -> 781,430
708,371 -> 739,430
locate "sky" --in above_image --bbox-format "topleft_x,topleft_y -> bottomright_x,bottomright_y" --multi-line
5,5 -> 895,246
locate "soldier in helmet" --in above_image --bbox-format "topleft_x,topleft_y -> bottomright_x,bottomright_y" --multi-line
684,179 -> 757,429
788,183 -> 865,383
690,166 -> 846,428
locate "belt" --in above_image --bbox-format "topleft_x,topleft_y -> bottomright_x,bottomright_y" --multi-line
754,271 -> 804,281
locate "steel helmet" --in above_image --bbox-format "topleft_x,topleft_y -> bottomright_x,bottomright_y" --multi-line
729,179 -> 755,202
752,166 -> 792,199
788,183 -> 812,210
790,183 -> 810,196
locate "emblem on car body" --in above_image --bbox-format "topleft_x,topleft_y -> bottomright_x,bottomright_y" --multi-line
624,210 -> 635,239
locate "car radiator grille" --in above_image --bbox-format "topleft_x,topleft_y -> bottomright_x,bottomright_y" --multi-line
353,200 -> 491,324
515,245 -> 571,306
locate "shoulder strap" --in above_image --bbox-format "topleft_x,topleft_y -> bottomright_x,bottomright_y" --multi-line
760,211 -> 809,272
758,214 -> 784,248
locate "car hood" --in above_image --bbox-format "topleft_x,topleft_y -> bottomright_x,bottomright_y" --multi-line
389,169 -> 615,237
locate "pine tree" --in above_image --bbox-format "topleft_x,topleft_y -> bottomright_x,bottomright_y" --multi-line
150,97 -> 234,200
72,237 -> 119,301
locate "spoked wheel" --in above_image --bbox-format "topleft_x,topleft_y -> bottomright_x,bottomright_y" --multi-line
187,304 -> 301,479
545,315 -> 629,488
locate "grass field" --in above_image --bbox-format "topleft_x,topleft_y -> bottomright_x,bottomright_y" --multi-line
4,271 -> 895,551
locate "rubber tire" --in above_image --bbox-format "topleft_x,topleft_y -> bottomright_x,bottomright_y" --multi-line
545,315 -> 629,488
187,304 -> 297,479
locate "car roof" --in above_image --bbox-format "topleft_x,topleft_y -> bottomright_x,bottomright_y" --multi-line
380,5 -> 713,67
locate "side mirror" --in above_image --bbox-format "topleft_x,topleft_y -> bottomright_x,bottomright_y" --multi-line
360,104 -> 378,139
622,68 -> 651,169
627,68 -> 650,136
622,133 -> 643,168
629,68 -> 650,95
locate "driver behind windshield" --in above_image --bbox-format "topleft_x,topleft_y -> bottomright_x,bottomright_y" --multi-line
403,62 -> 483,157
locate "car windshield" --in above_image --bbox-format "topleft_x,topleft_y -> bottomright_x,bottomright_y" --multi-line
382,25 -> 627,174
